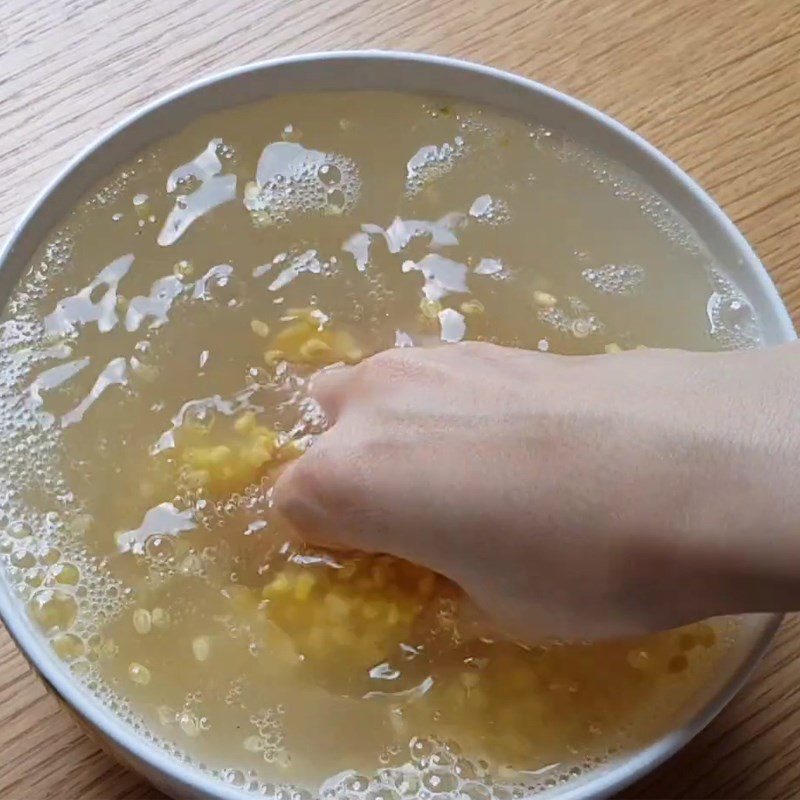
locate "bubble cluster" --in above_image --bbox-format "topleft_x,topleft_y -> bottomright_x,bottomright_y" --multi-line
314,736 -> 607,800
582,264 -> 644,295
245,142 -> 360,225
405,137 -> 466,196
0,233 -> 129,666
469,194 -> 511,225
549,136 -> 701,253
537,296 -> 605,338
458,113 -> 506,141
85,168 -> 138,210
3,232 -> 74,318
244,707 -> 288,764
706,268 -> 761,349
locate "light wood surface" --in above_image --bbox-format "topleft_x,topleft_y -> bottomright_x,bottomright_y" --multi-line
2,1 -> 800,797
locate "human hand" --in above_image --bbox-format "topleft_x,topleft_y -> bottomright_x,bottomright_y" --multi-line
274,341 -> 800,640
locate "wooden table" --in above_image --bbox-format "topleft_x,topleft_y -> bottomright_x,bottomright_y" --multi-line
2,0 -> 800,797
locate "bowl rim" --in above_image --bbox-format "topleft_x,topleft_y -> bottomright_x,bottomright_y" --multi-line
0,49 -> 792,800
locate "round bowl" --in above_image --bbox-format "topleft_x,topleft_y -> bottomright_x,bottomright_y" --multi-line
0,51 -> 793,800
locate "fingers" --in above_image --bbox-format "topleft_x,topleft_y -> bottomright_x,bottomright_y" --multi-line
281,361 -> 369,542
272,453 -> 337,548
309,363 -> 355,422
273,429 -> 364,550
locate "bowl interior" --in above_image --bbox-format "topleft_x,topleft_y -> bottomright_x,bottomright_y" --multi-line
0,51 -> 792,800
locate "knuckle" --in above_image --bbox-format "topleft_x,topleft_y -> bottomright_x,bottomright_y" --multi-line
455,339 -> 492,355
361,347 -> 431,384
273,448 -> 327,520
309,365 -> 354,418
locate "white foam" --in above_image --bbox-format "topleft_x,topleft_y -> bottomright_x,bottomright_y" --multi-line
44,253 -> 133,336
245,142 -> 360,225
268,250 -> 328,292
469,194 -> 510,225
405,137 -> 466,197
401,254 -> 469,301
438,308 -> 466,343
159,140 -> 238,246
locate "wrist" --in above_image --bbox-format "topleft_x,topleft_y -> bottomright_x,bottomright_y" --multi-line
679,345 -> 800,617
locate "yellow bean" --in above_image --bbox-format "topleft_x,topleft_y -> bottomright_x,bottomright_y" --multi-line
294,571 -> 316,601
250,319 -> 271,338
420,298 -> 443,319
533,290 -> 557,307
460,298 -> 485,316
234,412 -> 257,433
299,337 -> 334,363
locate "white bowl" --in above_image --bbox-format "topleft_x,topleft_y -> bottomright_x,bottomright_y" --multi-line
0,51 -> 793,800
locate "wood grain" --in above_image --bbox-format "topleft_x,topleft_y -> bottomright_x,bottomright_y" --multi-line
1,0 -> 800,797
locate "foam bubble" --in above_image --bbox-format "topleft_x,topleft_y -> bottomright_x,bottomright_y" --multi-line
548,132 -> 701,253
706,268 -> 761,349
469,194 -> 511,225
245,142 -> 360,225
538,296 -> 605,338
405,137 -> 466,197
582,264 -> 644,295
